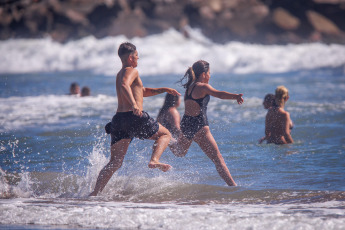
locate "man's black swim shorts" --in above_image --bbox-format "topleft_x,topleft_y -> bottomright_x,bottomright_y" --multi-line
105,111 -> 159,145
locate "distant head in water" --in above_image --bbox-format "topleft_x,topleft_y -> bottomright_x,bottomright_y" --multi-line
81,86 -> 91,97
69,82 -> 80,95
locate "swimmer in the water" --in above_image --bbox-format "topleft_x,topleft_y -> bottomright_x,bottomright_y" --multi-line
264,86 -> 294,145
259,93 -> 275,144
157,93 -> 181,140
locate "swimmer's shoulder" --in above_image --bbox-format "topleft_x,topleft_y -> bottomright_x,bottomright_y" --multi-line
117,67 -> 138,78
196,82 -> 212,90
117,68 -> 139,86
279,110 -> 290,121
195,83 -> 213,97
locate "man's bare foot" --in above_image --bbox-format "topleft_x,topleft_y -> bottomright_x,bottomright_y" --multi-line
148,162 -> 172,172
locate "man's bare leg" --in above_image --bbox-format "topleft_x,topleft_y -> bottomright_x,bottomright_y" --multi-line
89,139 -> 131,196
148,124 -> 172,172
194,127 -> 237,186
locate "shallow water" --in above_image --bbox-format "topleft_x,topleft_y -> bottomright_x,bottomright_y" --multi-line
0,29 -> 345,229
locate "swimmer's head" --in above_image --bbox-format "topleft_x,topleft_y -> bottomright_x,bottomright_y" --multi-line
118,42 -> 137,65
180,60 -> 209,89
81,86 -> 91,97
70,82 -> 80,95
118,42 -> 136,57
162,93 -> 180,109
275,86 -> 289,107
263,93 -> 275,109
192,60 -> 209,78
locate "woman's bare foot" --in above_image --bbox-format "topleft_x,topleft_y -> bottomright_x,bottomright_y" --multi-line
148,162 -> 172,172
89,191 -> 98,196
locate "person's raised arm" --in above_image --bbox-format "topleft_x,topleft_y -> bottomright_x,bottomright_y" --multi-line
143,87 -> 181,97
203,84 -> 243,104
283,112 -> 294,144
121,68 -> 141,116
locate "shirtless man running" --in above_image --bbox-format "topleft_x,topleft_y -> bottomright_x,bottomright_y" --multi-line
89,42 -> 180,196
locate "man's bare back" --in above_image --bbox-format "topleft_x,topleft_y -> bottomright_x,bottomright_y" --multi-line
266,107 -> 292,144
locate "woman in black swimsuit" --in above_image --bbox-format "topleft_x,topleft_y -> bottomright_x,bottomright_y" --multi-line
170,60 -> 243,186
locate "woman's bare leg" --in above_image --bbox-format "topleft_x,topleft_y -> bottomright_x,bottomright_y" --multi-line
89,139 -> 131,196
194,127 -> 237,186
148,124 -> 173,172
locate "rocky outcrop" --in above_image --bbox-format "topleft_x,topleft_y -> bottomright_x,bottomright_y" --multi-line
0,0 -> 344,44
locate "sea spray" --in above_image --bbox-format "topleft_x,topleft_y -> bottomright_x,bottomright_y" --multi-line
0,168 -> 34,199
82,133 -> 110,197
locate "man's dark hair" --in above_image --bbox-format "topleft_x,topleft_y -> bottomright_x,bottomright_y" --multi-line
118,42 -> 136,58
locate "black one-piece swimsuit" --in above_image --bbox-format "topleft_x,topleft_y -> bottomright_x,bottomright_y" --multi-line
181,84 -> 210,139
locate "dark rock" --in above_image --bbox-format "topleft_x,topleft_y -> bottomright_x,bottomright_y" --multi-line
107,6 -> 147,38
307,10 -> 341,34
0,0 -> 344,44
272,7 -> 300,30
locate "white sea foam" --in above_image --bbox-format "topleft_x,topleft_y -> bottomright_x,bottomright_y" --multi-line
1,27 -> 345,76
0,198 -> 344,230
0,94 -> 116,132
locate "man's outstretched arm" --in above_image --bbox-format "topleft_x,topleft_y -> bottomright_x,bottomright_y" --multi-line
143,87 -> 181,97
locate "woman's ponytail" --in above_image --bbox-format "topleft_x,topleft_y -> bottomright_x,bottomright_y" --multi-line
178,60 -> 209,89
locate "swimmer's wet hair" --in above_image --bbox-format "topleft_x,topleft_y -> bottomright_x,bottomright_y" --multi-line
275,85 -> 289,107
264,93 -> 274,102
179,60 -> 209,89
264,93 -> 277,107
157,93 -> 180,118
118,42 -> 136,58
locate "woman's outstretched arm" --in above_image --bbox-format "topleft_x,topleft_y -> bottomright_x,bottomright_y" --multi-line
202,84 -> 243,104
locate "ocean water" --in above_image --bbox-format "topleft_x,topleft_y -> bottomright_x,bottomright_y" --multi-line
0,28 -> 345,230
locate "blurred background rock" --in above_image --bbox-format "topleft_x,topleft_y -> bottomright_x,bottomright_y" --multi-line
0,0 -> 344,44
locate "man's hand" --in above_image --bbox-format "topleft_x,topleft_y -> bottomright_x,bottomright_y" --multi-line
132,104 -> 142,116
165,88 -> 181,96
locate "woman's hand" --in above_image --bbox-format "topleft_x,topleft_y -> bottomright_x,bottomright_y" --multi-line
237,94 -> 244,105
